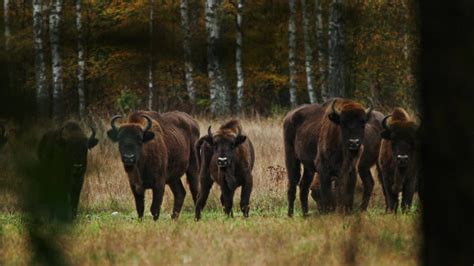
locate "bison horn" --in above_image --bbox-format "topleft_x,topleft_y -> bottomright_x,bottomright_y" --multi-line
331,99 -> 340,115
208,125 -> 213,138
365,97 -> 374,116
88,125 -> 97,140
111,115 -> 122,132
381,115 -> 392,130
141,115 -> 153,132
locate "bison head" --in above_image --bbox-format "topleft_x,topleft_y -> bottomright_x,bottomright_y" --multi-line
107,115 -> 155,172
203,126 -> 247,169
328,99 -> 374,152
59,122 -> 99,174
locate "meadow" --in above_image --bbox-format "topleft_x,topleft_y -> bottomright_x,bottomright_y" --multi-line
0,116 -> 420,265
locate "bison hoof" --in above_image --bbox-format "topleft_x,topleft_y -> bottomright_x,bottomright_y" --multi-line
153,215 -> 159,221
171,212 -> 180,220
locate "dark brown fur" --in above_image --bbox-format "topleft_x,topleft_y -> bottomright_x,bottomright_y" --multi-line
313,98 -> 382,212
37,121 -> 98,218
194,120 -> 255,220
378,108 -> 419,213
107,111 -> 200,220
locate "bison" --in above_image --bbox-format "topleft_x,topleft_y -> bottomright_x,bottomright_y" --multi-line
107,111 -> 200,220
378,108 -> 420,213
313,98 -> 382,212
194,120 -> 255,220
37,121 -> 99,218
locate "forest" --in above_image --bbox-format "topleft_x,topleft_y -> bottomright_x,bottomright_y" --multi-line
0,0 -> 418,119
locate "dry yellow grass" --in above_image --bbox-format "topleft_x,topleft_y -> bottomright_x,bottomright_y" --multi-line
0,116 -> 420,265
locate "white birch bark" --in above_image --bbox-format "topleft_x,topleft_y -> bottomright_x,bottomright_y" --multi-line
180,0 -> 196,105
205,0 -> 229,115
4,0 -> 10,50
301,0 -> 317,104
328,0 -> 345,97
76,0 -> 86,118
49,0 -> 64,118
288,0 -> 298,107
147,0 -> 155,111
315,0 -> 328,101
235,0 -> 244,113
33,0 -> 49,117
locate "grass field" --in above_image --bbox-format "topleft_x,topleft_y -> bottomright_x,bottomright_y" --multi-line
0,116 -> 421,265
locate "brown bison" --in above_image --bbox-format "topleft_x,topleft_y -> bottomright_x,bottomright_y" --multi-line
378,108 -> 420,213
313,98 -> 382,212
107,111 -> 200,220
194,120 -> 255,220
37,121 -> 99,218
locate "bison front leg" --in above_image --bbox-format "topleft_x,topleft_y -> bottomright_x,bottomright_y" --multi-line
220,185 -> 235,218
401,176 -> 417,213
195,176 -> 213,221
318,167 -> 334,213
168,177 -> 186,220
342,170 -> 357,212
358,167 -> 374,211
240,178 -> 253,218
150,181 -> 165,221
132,188 -> 145,220
70,175 -> 85,218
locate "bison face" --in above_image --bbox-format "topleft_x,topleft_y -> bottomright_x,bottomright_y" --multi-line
328,99 -> 373,153
204,126 -> 246,169
381,120 -> 418,171
107,115 -> 155,172
58,124 -> 98,175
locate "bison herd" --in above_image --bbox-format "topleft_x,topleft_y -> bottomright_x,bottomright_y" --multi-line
1,97 -> 421,220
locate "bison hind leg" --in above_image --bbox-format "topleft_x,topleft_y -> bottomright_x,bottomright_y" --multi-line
168,177 -> 186,220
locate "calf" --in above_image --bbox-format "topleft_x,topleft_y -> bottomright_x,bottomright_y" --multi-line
378,108 -> 420,213
194,120 -> 255,220
107,111 -> 200,220
37,122 -> 99,218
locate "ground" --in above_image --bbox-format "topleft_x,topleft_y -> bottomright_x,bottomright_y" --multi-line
0,117 -> 420,265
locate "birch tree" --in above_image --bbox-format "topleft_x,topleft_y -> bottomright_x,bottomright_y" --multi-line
180,0 -> 196,108
147,0 -> 155,110
288,0 -> 298,107
76,0 -> 86,118
205,0 -> 229,116
33,0 -> 49,117
328,0 -> 345,97
315,0 -> 328,101
3,0 -> 10,50
301,0 -> 317,104
49,0 -> 64,118
235,0 -> 244,113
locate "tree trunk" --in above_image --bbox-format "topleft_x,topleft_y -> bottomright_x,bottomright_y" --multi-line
315,0 -> 328,101
4,0 -> 10,50
76,0 -> 86,118
180,0 -> 196,109
328,0 -> 345,98
301,0 -> 317,104
235,0 -> 244,113
205,0 -> 229,116
49,0 -> 64,119
288,0 -> 298,107
147,0 -> 155,111
33,0 -> 49,117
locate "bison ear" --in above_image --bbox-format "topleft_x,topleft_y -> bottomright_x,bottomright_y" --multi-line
142,131 -> 155,143
381,130 -> 392,140
328,113 -> 340,125
88,138 -> 99,149
235,135 -> 247,147
107,129 -> 119,142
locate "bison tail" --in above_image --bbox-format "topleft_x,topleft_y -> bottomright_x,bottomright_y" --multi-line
194,137 -> 207,167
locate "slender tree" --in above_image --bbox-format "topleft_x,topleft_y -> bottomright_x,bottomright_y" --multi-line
33,0 -> 48,117
49,0 -> 64,119
235,0 -> 244,113
288,0 -> 298,107
301,0 -> 317,104
180,0 -> 196,109
147,0 -> 155,111
328,0 -> 345,97
205,0 -> 229,115
4,0 -> 10,50
315,0 -> 328,101
76,0 -> 86,118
